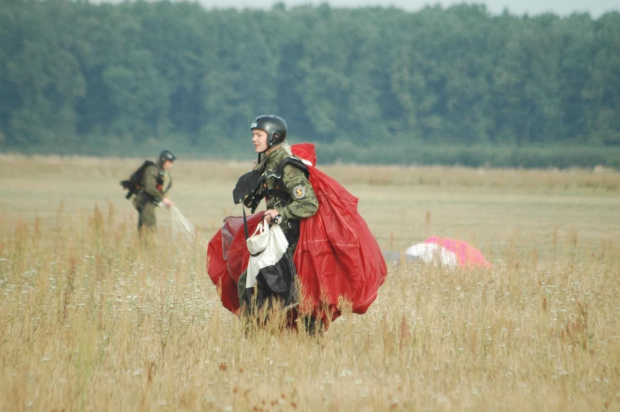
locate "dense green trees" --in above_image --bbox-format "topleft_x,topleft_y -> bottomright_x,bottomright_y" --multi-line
1,0 -> 619,167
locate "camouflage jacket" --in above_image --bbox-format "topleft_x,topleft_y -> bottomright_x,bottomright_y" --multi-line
254,145 -> 319,233
139,162 -> 168,203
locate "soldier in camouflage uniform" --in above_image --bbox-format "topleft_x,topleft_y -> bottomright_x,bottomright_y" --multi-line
133,150 -> 176,231
238,115 -> 319,326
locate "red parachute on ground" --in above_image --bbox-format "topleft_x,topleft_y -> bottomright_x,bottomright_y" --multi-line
405,236 -> 492,269
207,143 -> 387,326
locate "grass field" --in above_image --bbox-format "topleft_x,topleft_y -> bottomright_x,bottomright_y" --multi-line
0,154 -> 619,411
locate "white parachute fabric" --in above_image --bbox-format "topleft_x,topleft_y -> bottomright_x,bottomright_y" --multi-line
405,243 -> 458,268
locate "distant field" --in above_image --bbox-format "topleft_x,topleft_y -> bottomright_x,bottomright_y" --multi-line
1,154 -> 619,411
1,154 -> 618,257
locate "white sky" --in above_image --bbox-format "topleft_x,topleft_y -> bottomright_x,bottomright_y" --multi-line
192,0 -> 618,18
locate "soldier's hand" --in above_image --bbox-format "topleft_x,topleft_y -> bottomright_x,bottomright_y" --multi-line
264,209 -> 280,224
162,197 -> 174,209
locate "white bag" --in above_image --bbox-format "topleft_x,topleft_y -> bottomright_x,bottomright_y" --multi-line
246,220 -> 270,256
246,219 -> 289,288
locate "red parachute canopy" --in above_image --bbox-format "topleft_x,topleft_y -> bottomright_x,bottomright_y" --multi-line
207,211 -> 265,314
206,143 -> 387,324
425,236 -> 492,269
291,144 -> 387,321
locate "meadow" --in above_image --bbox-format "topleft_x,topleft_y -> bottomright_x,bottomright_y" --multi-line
0,154 -> 619,411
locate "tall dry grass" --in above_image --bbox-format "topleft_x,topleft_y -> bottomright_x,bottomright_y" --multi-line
0,155 -> 619,411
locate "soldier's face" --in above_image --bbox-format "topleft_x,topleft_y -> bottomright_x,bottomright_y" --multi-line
163,160 -> 174,171
252,129 -> 268,153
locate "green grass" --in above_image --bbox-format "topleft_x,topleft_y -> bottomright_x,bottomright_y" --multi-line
0,154 -> 619,411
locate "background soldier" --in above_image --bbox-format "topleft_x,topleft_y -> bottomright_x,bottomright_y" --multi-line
132,150 -> 175,232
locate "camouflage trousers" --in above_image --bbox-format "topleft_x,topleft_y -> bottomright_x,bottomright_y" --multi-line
133,194 -> 157,231
237,238 -> 322,335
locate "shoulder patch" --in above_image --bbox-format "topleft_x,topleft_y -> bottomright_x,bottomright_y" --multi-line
293,185 -> 306,199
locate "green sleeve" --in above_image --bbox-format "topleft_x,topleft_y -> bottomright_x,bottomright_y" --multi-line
278,165 -> 318,222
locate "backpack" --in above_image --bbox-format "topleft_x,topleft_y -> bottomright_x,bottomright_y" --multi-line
120,160 -> 156,199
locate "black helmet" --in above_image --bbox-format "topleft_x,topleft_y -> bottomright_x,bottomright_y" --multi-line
159,150 -> 176,164
251,115 -> 287,147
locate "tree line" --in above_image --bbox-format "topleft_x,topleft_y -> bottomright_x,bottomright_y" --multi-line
1,0 -> 619,167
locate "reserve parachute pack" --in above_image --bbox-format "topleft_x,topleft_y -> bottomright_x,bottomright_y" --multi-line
120,160 -> 156,199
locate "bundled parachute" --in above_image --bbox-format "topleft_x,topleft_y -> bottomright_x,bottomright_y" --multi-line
405,236 -> 492,269
207,212 -> 265,314
207,143 -> 387,325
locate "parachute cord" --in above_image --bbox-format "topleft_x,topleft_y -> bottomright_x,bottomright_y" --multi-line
243,207 -> 249,240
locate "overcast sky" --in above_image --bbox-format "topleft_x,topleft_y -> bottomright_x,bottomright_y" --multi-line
190,0 -> 618,18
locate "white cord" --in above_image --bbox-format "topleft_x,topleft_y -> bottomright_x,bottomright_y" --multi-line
170,205 -> 196,243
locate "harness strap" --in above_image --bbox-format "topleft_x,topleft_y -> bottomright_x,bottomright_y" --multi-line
243,208 -> 249,240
